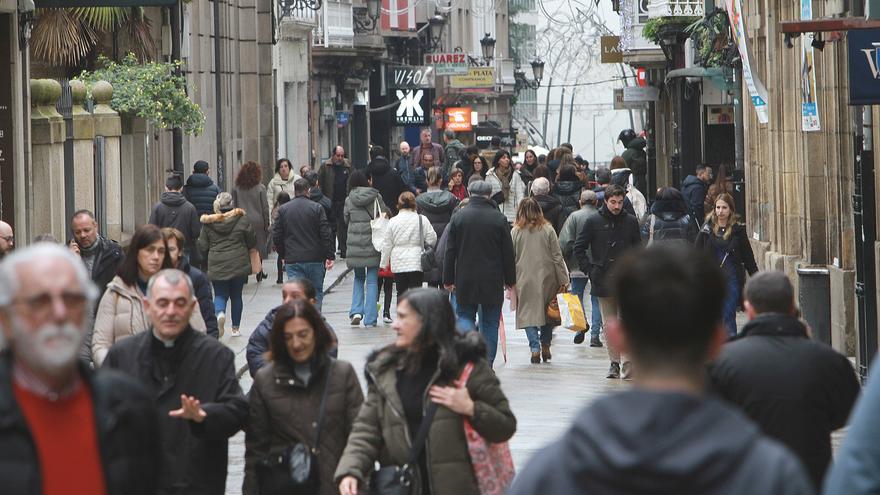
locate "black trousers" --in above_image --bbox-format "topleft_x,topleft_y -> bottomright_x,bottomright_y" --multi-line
394,271 -> 424,300
332,200 -> 347,256
378,277 -> 394,316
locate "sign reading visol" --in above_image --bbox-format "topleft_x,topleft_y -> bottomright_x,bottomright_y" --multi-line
395,89 -> 429,126
424,53 -> 469,75
848,29 -> 880,105
387,66 -> 435,89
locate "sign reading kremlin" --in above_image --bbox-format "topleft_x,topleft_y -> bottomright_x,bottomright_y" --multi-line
395,89 -> 428,126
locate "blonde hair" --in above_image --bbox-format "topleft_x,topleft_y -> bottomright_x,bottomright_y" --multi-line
705,193 -> 739,240
514,197 -> 547,231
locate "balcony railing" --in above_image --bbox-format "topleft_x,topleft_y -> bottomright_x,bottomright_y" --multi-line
278,0 -> 319,24
647,0 -> 704,18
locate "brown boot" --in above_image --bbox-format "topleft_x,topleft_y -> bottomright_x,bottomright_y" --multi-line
541,345 -> 552,362
530,352 -> 541,364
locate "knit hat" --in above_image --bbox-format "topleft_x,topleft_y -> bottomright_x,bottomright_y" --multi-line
213,192 -> 233,213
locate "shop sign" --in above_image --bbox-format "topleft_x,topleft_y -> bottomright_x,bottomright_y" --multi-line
623,86 -> 659,102
848,29 -> 880,105
613,88 -> 645,110
800,0 -> 820,131
450,68 -> 495,89
336,111 -> 350,128
387,65 -> 435,89
727,0 -> 769,123
600,36 -> 623,64
445,107 -> 473,131
395,89 -> 429,126
424,52 -> 469,75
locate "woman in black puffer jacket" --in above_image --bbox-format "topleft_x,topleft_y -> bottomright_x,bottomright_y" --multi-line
552,164 -> 583,227
641,187 -> 698,244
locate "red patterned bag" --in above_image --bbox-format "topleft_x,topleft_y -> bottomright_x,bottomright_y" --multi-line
457,362 -> 515,495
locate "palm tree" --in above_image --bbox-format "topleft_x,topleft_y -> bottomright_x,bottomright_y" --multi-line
31,7 -> 156,72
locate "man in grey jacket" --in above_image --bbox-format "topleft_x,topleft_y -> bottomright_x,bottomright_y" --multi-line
558,190 -> 601,347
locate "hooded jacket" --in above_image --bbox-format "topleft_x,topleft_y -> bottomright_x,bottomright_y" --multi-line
621,136 -> 647,176
0,354 -> 160,495
149,191 -> 202,262
244,356 -> 364,495
573,205 -> 641,297
197,208 -> 257,281
92,275 -> 207,366
183,173 -> 222,217
553,180 -> 583,227
310,187 -> 334,223
105,327 -> 248,495
318,158 -> 352,204
416,190 -> 459,283
558,204 -> 598,275
334,333 -> 516,495
508,390 -> 814,495
709,313 -> 859,489
641,197 -> 698,244
682,175 -> 709,225
344,186 -> 388,268
367,157 -> 408,216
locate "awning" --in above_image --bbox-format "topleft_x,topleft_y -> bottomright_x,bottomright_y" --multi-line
665,67 -> 734,91
36,0 -> 177,6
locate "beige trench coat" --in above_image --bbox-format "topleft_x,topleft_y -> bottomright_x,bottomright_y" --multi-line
512,223 -> 569,329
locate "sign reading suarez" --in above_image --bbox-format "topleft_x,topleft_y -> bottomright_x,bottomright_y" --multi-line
424,53 -> 469,75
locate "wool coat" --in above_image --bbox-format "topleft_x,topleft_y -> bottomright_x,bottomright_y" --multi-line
379,209 -> 437,275
234,185 -> 271,259
244,357 -> 364,495
92,275 -> 206,366
334,334 -> 516,495
512,223 -> 569,328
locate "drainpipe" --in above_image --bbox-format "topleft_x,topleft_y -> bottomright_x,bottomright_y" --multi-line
733,65 -> 744,171
213,0 -> 225,188
171,2 -> 183,173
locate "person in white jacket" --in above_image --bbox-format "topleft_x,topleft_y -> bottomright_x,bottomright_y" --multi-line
380,191 -> 437,300
610,157 -> 647,223
485,150 -> 526,224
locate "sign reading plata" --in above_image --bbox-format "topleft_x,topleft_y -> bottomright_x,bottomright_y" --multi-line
600,36 -> 623,64
424,53 -> 469,75
450,68 -> 495,89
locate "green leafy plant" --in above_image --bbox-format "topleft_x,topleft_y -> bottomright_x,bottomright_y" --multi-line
642,16 -> 700,45
77,54 -> 205,136
684,10 -> 738,68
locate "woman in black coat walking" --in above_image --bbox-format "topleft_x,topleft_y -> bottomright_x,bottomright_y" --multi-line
695,192 -> 758,337
641,187 -> 698,244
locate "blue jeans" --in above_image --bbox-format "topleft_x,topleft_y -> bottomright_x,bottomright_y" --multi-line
286,262 -> 326,310
456,303 -> 503,365
525,323 -> 554,353
571,278 -> 602,338
350,266 -> 379,326
213,276 -> 246,327
590,295 -> 602,338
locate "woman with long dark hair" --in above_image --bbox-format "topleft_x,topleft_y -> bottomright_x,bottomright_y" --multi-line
512,198 -> 569,363
466,155 -> 489,184
92,224 -> 205,365
267,158 -> 300,213
244,300 -> 363,495
486,150 -> 526,224
696,193 -> 758,336
336,288 -> 516,495
234,161 -> 271,280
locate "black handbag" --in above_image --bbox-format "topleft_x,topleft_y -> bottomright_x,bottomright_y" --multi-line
417,214 -> 436,272
256,363 -> 334,495
369,403 -> 438,495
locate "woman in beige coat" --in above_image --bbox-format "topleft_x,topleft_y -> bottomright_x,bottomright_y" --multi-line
512,197 -> 569,364
92,224 -> 206,366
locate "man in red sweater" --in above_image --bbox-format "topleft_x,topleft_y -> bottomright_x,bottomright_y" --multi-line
0,243 -> 159,494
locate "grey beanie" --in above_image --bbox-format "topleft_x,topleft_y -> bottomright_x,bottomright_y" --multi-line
468,179 -> 492,197
213,192 -> 234,213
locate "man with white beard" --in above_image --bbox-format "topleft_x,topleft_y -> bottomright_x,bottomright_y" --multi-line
0,243 -> 160,494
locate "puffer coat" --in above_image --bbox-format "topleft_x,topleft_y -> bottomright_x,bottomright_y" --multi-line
641,197 -> 699,244
344,186 -> 388,268
244,356 -> 364,495
379,209 -> 437,274
334,333 -> 517,495
416,189 -> 459,283
92,275 -> 206,366
552,180 -> 583,227
198,208 -> 257,281
512,223 -> 569,328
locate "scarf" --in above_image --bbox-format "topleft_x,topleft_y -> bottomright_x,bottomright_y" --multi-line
496,166 -> 512,202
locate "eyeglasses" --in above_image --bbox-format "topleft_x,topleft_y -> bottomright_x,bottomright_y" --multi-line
11,291 -> 88,317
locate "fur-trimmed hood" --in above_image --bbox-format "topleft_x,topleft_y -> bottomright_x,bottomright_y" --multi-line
200,208 -> 246,224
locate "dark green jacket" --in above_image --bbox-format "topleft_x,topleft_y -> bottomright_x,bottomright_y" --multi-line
197,208 -> 256,280
334,335 -> 516,494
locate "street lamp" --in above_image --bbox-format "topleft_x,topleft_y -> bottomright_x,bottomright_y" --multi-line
514,58 -> 544,93
353,0 -> 381,33
480,33 -> 496,61
418,14 -> 446,52
530,58 -> 544,84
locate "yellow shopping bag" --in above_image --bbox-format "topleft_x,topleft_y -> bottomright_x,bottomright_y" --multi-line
556,292 -> 588,332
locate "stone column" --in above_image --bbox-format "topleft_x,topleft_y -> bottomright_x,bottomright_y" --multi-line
29,79 -> 66,241
91,81 -> 123,241
71,80 -> 95,213
119,115 -> 151,240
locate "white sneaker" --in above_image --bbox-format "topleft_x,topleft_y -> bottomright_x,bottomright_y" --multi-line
383,315 -> 393,324
351,314 -> 363,326
217,312 -> 226,338
231,327 -> 241,337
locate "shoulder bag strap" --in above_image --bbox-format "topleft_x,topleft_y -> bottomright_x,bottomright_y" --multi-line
418,212 -> 426,249
407,402 -> 439,467
311,360 -> 334,453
